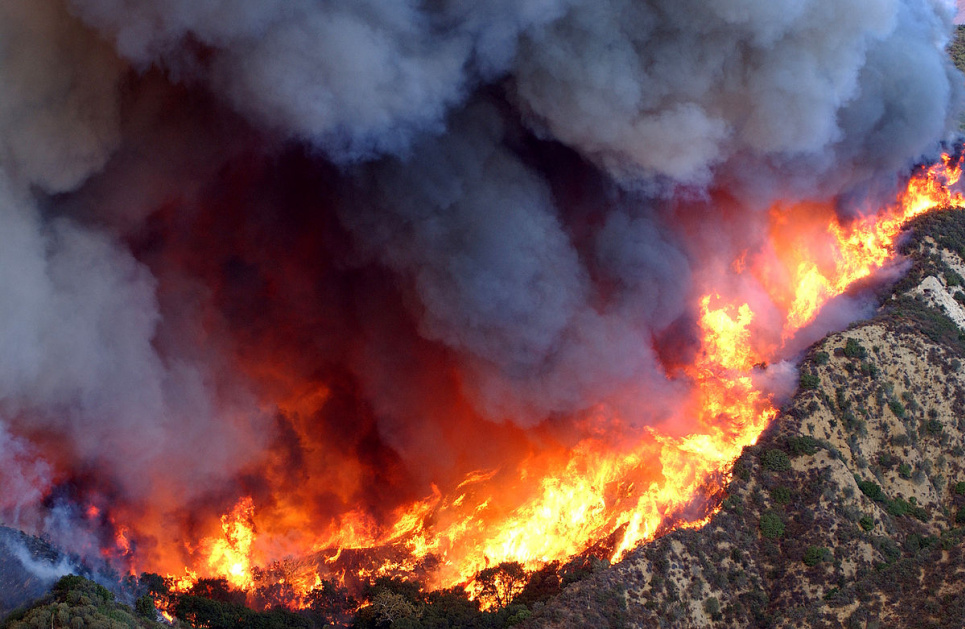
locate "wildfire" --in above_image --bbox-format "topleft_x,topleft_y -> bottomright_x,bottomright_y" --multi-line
148,151 -> 964,610
197,497 -> 256,591
762,154 -> 965,334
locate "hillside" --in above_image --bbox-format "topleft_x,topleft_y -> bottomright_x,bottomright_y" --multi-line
0,527 -> 76,617
6,215 -> 965,628
1,575 -> 163,629
523,209 -> 965,628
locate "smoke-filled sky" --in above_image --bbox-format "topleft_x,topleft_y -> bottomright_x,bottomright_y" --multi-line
0,0 -> 962,574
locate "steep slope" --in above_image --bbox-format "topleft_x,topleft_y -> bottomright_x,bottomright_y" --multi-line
525,210 -> 965,628
0,527 -> 76,617
1,575 -> 163,629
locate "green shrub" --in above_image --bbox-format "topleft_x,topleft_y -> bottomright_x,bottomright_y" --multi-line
800,372 -> 820,390
771,486 -> 791,505
761,449 -> 791,472
135,595 -> 155,618
956,506 -> 965,524
703,596 -> 721,618
760,511 -> 785,539
886,498 -> 911,517
859,515 -> 875,531
786,435 -> 819,456
889,400 -> 906,419
892,433 -> 911,447
947,269 -> 965,287
886,498 -> 929,521
802,546 -> 832,567
814,351 -> 830,366
858,479 -> 884,501
954,481 -> 965,496
898,463 -> 912,479
843,338 -> 868,359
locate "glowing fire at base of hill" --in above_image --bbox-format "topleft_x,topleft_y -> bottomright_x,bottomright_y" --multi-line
152,152 -> 965,610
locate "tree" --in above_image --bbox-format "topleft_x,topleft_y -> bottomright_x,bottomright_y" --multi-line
843,338 -> 867,359
473,562 -> 528,609
187,577 -> 246,606
135,594 -> 156,618
759,511 -> 785,539
307,578 -> 357,625
370,590 -> 418,627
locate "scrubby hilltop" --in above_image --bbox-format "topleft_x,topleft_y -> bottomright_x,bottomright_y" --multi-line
524,211 -> 965,628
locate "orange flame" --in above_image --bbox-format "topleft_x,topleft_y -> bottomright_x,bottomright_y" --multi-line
196,496 -> 256,591
761,154 -> 965,334
155,152 -> 964,609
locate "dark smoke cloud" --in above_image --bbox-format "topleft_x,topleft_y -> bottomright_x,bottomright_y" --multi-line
0,0 -> 960,568
342,104 -> 685,423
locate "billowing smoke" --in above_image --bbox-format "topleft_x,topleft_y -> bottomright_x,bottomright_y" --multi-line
0,0 -> 960,577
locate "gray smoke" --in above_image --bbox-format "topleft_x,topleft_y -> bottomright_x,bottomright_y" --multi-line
0,0 -> 269,534
0,533 -> 78,583
0,1 -> 123,192
0,421 -> 51,527
0,0 -> 960,566
342,103 -> 690,424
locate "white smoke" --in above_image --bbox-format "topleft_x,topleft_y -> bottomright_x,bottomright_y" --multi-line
0,421 -> 51,528
0,533 -> 77,584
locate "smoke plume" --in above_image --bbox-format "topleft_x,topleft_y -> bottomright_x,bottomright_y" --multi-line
0,0 -> 960,578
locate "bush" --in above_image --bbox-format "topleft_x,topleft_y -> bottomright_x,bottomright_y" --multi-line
803,546 -> 832,567
761,449 -> 792,472
889,400 -> 906,419
760,511 -> 785,539
947,269 -> 965,287
954,481 -> 965,496
703,596 -> 721,619
886,498 -> 929,521
135,595 -> 155,618
814,351 -> 830,366
956,506 -> 965,524
899,463 -> 912,479
892,433 -> 911,447
858,479 -> 884,501
859,515 -> 875,531
786,435 -> 819,456
800,372 -> 820,390
886,498 -> 911,517
771,486 -> 792,505
843,338 -> 868,359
